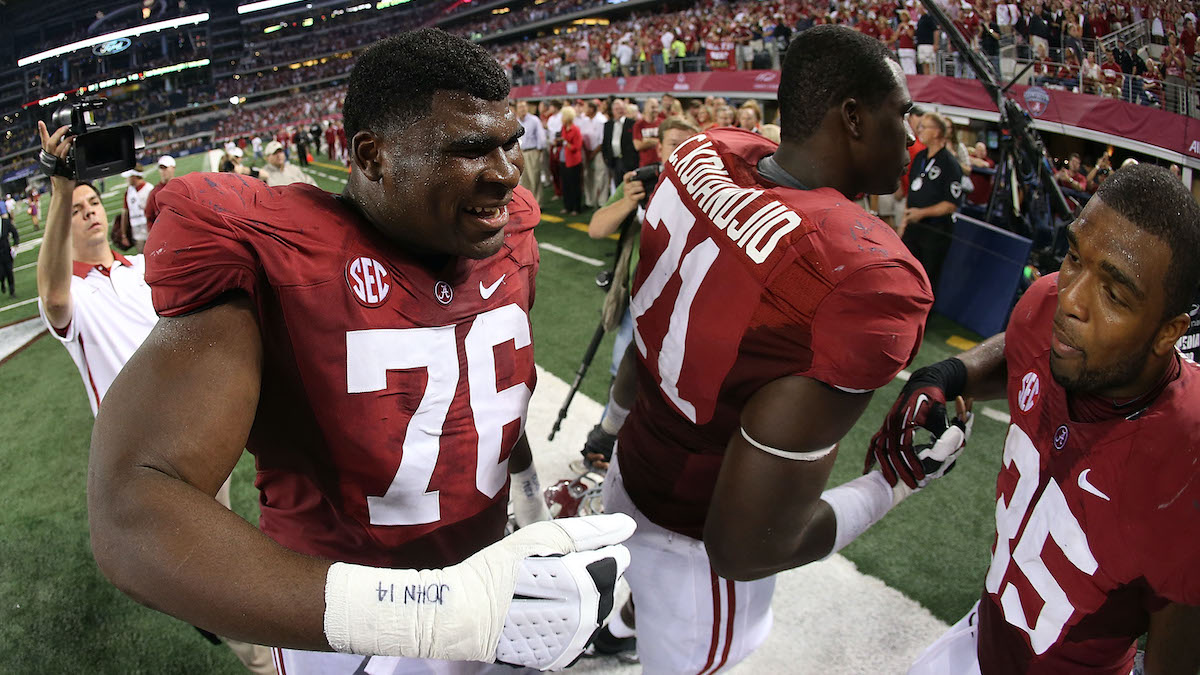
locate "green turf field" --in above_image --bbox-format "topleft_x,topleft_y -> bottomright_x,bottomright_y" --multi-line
0,152 -> 1014,672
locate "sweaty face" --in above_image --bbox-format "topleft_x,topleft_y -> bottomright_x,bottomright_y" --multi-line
70,185 -> 108,247
373,91 -> 523,260
856,60 -> 915,195
1050,198 -> 1174,396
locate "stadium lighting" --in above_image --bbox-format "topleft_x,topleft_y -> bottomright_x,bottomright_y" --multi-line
237,0 -> 305,14
230,96 -> 241,105
17,13 -> 210,67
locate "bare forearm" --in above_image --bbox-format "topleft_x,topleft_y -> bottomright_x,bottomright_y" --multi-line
957,332 -> 1007,400
88,468 -> 333,649
36,178 -> 77,320
587,198 -> 636,238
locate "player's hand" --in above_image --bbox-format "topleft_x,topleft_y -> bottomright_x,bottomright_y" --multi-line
493,514 -> 634,670
622,172 -> 646,205
913,396 -> 973,487
864,360 -> 965,489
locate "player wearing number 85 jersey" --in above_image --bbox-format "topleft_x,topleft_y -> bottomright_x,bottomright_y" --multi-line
600,26 -> 935,673
88,29 -> 633,675
871,164 -> 1200,674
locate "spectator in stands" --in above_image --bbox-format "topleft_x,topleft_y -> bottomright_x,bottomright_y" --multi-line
1098,47 -> 1125,98
1143,58 -> 1166,106
143,155 -> 176,233
690,104 -> 714,131
1183,16 -> 1198,58
560,106 -> 585,215
896,10 -> 918,75
916,7 -> 939,75
1164,32 -> 1189,112
902,112 -> 965,292
35,121 -> 276,674
979,6 -> 1002,77
261,140 -> 317,187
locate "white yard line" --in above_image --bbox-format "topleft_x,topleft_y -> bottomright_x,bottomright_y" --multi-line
539,242 -> 604,267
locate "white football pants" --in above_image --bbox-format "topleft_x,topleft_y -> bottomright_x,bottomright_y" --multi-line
602,455 -> 775,674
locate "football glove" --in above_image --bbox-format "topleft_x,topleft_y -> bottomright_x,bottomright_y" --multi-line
323,513 -> 634,671
890,404 -> 974,504
865,358 -> 967,489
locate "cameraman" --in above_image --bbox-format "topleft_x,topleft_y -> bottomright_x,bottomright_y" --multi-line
34,121 -> 276,675
1087,153 -> 1112,191
580,116 -> 699,476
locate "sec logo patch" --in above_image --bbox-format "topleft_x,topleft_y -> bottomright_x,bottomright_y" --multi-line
1017,370 -> 1040,413
346,256 -> 390,307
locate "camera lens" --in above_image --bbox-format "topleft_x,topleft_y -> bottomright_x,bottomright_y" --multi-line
51,106 -> 73,130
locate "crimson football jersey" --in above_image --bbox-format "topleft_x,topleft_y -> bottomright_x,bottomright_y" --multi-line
145,173 -> 540,569
617,128 -> 934,538
977,274 -> 1200,674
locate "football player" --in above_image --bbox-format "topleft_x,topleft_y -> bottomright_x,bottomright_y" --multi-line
870,164 -> 1200,673
87,29 -> 632,674
599,26 -> 937,673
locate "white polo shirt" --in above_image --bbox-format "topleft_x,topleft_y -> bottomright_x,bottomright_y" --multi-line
38,252 -> 158,416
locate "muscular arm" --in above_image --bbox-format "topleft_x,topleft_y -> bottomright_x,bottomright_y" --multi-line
1144,602 -> 1200,675
957,332 -> 1008,401
704,376 -> 872,581
88,296 -> 333,649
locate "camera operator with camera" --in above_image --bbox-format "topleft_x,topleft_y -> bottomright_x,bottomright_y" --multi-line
35,119 -> 277,675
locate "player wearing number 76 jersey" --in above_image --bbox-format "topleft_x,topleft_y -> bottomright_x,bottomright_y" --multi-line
88,30 -> 633,675
869,164 -> 1200,674
600,27 -> 935,673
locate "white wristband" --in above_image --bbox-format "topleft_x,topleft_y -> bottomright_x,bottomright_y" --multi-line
511,464 -> 551,527
819,471 -> 898,558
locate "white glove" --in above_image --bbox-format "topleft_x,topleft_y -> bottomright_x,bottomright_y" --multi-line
511,464 -> 552,528
324,513 -> 635,671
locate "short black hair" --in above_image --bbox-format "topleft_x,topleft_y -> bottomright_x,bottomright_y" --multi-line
342,28 -> 510,139
75,181 -> 101,199
778,25 -> 900,143
1094,163 -> 1200,320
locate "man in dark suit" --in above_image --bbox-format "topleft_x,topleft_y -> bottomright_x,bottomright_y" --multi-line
602,98 -> 639,189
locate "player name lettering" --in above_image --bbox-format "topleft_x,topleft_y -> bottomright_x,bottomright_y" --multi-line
669,134 -> 801,264
1178,333 -> 1200,352
376,582 -> 449,604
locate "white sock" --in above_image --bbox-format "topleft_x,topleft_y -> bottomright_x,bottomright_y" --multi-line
819,471 -> 897,558
607,608 -> 636,638
600,393 -> 630,435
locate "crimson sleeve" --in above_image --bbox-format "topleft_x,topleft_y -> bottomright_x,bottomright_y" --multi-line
142,177 -> 263,317
805,264 -> 933,392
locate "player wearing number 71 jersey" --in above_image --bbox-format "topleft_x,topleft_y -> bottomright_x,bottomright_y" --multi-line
869,164 -> 1200,674
88,30 -> 633,675
600,27 -> 936,674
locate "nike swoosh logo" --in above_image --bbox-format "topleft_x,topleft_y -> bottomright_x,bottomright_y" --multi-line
1077,469 -> 1111,501
480,275 -> 506,300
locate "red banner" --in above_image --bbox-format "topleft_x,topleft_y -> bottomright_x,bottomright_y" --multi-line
512,71 -> 1200,159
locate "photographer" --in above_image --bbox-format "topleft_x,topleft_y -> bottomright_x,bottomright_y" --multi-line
34,120 -> 275,675
1087,153 -> 1113,191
